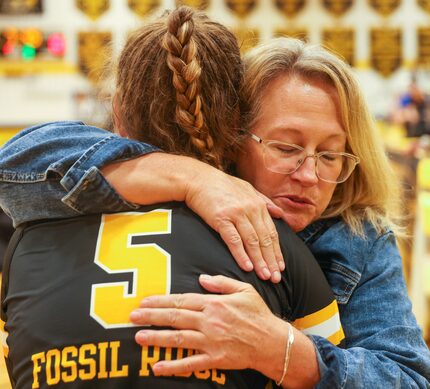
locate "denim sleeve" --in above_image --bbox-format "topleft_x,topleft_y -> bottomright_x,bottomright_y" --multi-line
0,121 -> 160,227
310,232 -> 430,388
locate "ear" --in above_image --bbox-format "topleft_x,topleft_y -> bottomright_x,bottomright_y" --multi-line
112,95 -> 128,138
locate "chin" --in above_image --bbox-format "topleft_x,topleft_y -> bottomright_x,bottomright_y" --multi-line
282,215 -> 310,233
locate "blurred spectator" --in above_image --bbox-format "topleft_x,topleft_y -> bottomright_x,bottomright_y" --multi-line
0,210 -> 14,272
393,76 -> 430,137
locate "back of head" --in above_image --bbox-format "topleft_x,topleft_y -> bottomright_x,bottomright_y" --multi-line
114,6 -> 242,170
241,38 -> 403,235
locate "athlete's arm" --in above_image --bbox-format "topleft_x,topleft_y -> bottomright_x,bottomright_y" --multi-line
130,275 -> 320,388
102,153 -> 285,282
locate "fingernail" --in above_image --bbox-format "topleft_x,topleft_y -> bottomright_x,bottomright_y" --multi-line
272,271 -> 281,283
262,267 -> 271,279
279,261 -> 285,271
153,362 -> 165,376
244,260 -> 253,271
130,310 -> 142,321
136,331 -> 147,342
200,274 -> 212,280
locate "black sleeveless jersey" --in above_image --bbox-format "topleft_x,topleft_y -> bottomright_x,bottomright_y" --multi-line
1,202 -> 344,389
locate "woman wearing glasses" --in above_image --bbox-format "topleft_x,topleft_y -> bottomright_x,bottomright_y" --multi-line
1,34 -> 429,388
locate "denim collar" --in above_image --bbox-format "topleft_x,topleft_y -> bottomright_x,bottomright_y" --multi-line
298,217 -> 341,244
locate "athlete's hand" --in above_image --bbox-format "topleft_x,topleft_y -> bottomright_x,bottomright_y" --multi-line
185,165 -> 285,283
130,275 -> 287,379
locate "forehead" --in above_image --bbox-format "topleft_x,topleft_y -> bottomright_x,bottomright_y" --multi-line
253,74 -> 346,142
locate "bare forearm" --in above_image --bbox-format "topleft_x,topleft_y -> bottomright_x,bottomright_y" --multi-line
101,152 -> 199,205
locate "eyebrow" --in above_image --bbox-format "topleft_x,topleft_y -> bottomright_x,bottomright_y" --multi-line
266,127 -> 346,140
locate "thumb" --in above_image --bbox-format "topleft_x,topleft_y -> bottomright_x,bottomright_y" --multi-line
199,274 -> 250,294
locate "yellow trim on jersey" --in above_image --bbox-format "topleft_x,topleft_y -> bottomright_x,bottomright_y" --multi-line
292,299 -> 345,346
327,327 -> 345,346
293,299 -> 338,328
0,318 -> 9,358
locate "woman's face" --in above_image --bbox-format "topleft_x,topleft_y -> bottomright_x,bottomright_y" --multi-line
236,74 -> 347,232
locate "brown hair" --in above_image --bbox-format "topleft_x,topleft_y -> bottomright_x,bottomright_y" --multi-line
114,6 -> 243,170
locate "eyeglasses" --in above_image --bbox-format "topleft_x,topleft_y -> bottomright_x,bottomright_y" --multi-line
250,133 -> 360,184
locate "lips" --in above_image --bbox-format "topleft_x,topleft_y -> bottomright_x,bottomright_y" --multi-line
274,195 -> 315,210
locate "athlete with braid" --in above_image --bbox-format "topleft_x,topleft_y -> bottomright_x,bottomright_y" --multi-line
1,7 -> 343,389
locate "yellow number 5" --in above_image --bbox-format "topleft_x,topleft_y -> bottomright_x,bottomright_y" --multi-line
90,210 -> 171,329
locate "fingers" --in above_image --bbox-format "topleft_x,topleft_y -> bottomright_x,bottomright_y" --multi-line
249,210 -> 284,283
217,220 -> 254,272
198,274 -> 251,294
235,218 -> 272,280
136,329 -> 205,350
261,208 -> 285,274
151,353 -> 213,376
130,307 -> 201,329
139,293 -> 206,310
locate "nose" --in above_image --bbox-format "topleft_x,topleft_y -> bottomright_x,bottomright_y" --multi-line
290,155 -> 319,186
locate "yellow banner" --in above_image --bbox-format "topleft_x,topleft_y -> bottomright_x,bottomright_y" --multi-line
418,0 -> 430,14
418,28 -> 430,67
76,0 -> 109,21
370,28 -> 402,77
128,0 -> 160,18
274,0 -> 306,18
322,0 -> 353,16
0,0 -> 42,14
368,0 -> 400,16
175,0 -> 209,9
323,28 -> 355,66
225,0 -> 257,18
78,31 -> 112,83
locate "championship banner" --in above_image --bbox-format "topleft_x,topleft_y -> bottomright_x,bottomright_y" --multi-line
76,0 -> 109,21
175,0 -> 209,9
128,0 -> 160,18
322,0 -> 352,16
368,0 -> 400,16
418,28 -> 430,67
418,0 -> 430,14
225,0 -> 257,18
322,28 -> 354,66
370,28 -> 402,77
274,0 -> 306,18
78,31 -> 112,83
0,0 -> 42,14
233,27 -> 259,52
274,28 -> 308,41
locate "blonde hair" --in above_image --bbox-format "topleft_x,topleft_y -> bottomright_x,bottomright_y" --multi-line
114,6 -> 243,170
241,38 -> 403,236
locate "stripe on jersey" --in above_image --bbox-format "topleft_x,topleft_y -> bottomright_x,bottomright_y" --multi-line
0,319 -> 9,358
292,299 -> 345,345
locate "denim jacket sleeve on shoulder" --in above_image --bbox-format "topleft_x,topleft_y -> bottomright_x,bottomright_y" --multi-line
308,229 -> 430,388
0,121 -> 160,227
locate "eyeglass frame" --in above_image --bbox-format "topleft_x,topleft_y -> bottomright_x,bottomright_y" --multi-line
249,132 -> 360,184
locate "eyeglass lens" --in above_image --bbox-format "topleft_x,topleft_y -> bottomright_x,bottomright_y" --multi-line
264,142 -> 357,183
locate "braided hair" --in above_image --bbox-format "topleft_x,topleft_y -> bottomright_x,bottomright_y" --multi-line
114,6 -> 243,171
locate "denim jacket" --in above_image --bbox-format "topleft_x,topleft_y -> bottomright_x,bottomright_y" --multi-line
1,121 -> 430,388
0,121 -> 158,227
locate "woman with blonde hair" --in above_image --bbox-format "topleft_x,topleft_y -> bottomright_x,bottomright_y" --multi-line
127,39 -> 430,387
1,20 -> 429,389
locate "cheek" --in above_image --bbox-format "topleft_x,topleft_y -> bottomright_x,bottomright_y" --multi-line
317,183 -> 337,213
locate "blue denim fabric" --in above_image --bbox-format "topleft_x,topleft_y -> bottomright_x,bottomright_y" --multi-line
1,121 -> 429,387
299,219 -> 430,388
0,121 -> 159,227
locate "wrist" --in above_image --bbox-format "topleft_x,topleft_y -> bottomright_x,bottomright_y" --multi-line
250,315 -> 291,382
